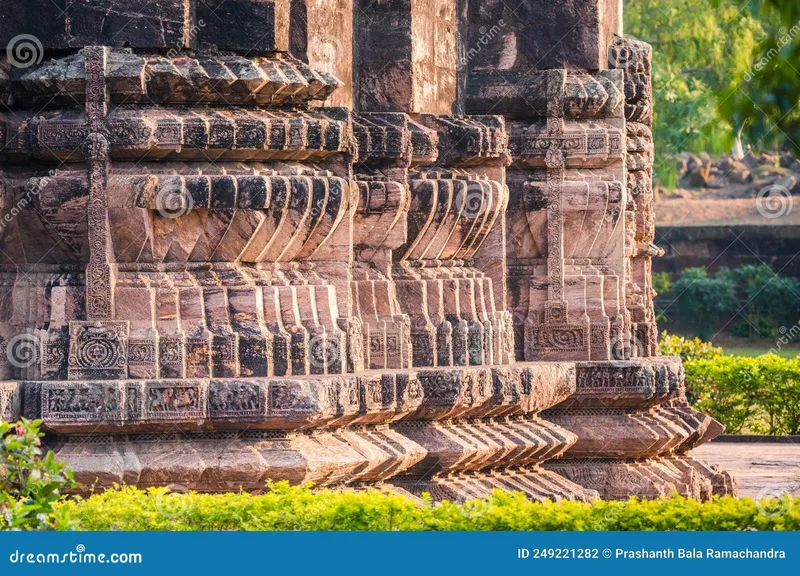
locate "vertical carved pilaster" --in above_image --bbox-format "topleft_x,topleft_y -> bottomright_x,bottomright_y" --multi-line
83,46 -> 114,321
609,36 -> 661,357
545,70 -> 566,313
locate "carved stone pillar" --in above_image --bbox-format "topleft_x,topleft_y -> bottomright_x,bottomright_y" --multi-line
464,0 -> 736,498
350,0 -> 593,501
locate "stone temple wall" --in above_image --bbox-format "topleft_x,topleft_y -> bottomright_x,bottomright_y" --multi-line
0,0 -> 734,500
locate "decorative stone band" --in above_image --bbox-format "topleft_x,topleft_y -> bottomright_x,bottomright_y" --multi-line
48,422 -> 597,496
415,115 -> 508,167
508,123 -> 624,167
554,357 -> 685,409
352,113 -> 414,165
12,52 -> 341,107
0,167 -> 353,267
543,404 -> 724,459
467,70 -> 625,120
16,362 -> 576,434
0,109 -> 350,161
544,456 -> 736,501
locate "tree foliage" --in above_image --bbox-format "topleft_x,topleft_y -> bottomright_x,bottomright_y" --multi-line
625,0 -> 800,180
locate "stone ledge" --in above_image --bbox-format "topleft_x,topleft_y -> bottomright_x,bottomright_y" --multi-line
15,362 -> 577,433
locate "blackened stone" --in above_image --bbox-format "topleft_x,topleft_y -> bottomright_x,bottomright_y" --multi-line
198,0 -> 289,53
0,0 -> 67,50
67,0 -> 188,49
237,176 -> 269,209
210,176 -> 238,208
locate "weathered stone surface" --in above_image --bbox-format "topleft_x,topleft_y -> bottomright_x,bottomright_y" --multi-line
197,0 -> 291,53
0,0 -> 733,500
0,0 -> 189,50
464,0 -> 622,72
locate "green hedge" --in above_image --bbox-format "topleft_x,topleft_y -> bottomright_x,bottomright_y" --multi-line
685,354 -> 800,434
655,265 -> 800,339
60,483 -> 800,531
658,332 -> 723,363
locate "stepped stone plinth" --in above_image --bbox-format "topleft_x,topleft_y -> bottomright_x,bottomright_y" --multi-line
0,0 -> 734,500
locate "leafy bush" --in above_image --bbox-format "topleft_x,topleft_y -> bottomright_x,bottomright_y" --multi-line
669,267 -> 737,339
655,265 -> 800,339
652,272 -> 673,299
60,483 -> 800,531
659,331 -> 723,363
685,354 -> 800,434
728,265 -> 800,339
0,419 -> 76,531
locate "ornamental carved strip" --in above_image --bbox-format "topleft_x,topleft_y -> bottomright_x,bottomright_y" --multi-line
545,70 -> 567,317
83,46 -> 114,321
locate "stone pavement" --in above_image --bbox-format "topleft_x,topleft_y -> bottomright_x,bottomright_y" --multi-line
693,441 -> 800,498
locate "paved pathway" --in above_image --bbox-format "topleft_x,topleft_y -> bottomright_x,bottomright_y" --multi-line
693,441 -> 800,498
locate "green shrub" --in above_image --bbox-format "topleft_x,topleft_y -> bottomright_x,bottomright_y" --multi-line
669,267 -> 737,340
659,331 -> 723,363
685,354 -> 800,435
59,483 -> 800,531
0,419 -> 77,531
729,265 -> 800,339
657,265 -> 800,340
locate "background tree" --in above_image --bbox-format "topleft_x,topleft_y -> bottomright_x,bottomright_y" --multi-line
732,0 -> 800,155
625,0 -> 764,184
